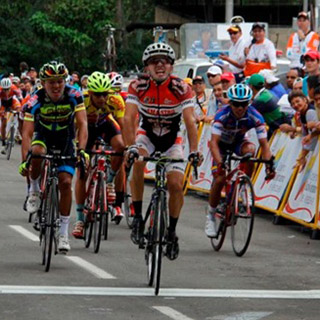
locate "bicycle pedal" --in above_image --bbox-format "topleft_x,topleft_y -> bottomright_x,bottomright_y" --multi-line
138,238 -> 146,249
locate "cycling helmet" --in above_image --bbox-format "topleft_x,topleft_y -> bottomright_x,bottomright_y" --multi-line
107,72 -> 123,89
142,43 -> 175,65
1,78 -> 12,89
87,71 -> 111,92
227,84 -> 252,102
39,61 -> 68,81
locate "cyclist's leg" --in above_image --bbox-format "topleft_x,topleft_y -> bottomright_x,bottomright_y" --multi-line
26,136 -> 46,213
164,141 -> 185,260
1,109 -> 7,151
237,141 -> 256,177
130,132 -> 152,244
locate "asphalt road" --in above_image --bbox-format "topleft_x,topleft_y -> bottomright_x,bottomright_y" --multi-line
0,147 -> 319,320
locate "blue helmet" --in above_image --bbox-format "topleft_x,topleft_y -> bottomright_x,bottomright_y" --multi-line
227,84 -> 252,102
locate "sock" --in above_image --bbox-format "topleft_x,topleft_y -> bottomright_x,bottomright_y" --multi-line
76,204 -> 84,222
29,177 -> 40,192
133,200 -> 142,219
106,169 -> 117,183
115,191 -> 124,207
60,216 -> 70,236
207,205 -> 216,220
168,216 -> 178,234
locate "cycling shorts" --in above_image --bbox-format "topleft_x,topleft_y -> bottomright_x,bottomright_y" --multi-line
31,129 -> 76,176
136,129 -> 185,174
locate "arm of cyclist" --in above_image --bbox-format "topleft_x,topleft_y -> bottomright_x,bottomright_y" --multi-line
183,106 -> 202,164
75,108 -> 88,151
259,138 -> 275,180
123,102 -> 138,146
19,118 -> 34,176
209,133 -> 225,175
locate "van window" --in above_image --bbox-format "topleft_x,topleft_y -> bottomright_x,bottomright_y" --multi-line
173,64 -> 194,79
196,66 -> 211,88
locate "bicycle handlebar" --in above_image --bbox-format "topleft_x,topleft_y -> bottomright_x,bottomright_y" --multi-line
229,154 -> 274,164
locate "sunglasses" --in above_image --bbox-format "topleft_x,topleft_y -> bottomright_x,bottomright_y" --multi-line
231,101 -> 249,108
147,57 -> 171,65
229,32 -> 238,35
93,92 -> 109,97
193,81 -> 204,85
286,76 -> 297,79
207,74 -> 219,78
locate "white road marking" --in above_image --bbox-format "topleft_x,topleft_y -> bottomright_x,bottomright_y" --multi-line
208,312 -> 273,320
1,286 -> 320,298
9,225 -> 39,242
152,306 -> 194,320
65,256 -> 116,279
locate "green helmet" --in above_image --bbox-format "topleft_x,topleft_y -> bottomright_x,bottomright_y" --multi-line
87,71 -> 111,92
39,61 -> 68,81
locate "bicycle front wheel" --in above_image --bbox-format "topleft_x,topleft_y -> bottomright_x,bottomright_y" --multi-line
154,191 -> 166,295
42,180 -> 58,272
6,125 -> 14,160
93,173 -> 104,253
231,175 -> 255,257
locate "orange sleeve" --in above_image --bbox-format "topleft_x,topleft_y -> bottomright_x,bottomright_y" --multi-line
307,33 -> 320,51
286,33 -> 294,50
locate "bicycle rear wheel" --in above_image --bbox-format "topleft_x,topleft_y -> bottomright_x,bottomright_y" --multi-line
124,170 -> 134,229
6,125 -> 14,161
93,173 -> 104,253
231,175 -> 255,257
102,206 -> 109,240
42,180 -> 58,272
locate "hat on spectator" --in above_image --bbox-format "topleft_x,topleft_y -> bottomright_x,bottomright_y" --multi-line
207,66 -> 222,76
304,50 -> 320,60
12,77 -> 20,84
81,74 -> 89,82
297,11 -> 309,19
30,67 -> 36,71
251,22 -> 265,31
213,59 -> 226,71
227,25 -> 242,33
183,77 -> 193,87
258,69 -> 279,84
221,72 -> 236,82
248,73 -> 265,87
192,75 -> 204,83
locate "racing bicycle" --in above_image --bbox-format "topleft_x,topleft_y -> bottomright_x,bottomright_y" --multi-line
211,151 -> 274,257
5,110 -> 18,160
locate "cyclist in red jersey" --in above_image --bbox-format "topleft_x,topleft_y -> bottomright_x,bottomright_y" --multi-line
0,78 -> 21,153
123,43 -> 201,260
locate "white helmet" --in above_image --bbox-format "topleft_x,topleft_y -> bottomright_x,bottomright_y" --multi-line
1,77 -> 12,89
107,72 -> 123,89
142,43 -> 175,65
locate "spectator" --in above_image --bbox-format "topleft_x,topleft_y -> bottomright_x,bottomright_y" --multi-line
81,74 -> 89,90
302,50 -> 320,96
221,72 -> 236,91
293,77 -> 303,91
259,69 -> 287,100
213,59 -> 229,73
286,12 -> 319,68
286,69 -> 299,93
244,23 -> 277,76
188,27 -> 220,59
206,66 -> 222,120
306,75 -> 320,102
71,71 -> 81,89
28,67 -> 37,83
192,75 -> 209,122
248,73 -> 290,138
213,82 -> 229,109
219,24 -> 246,83
19,62 -> 29,78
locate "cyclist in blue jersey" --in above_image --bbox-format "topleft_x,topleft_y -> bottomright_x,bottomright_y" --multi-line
19,61 -> 88,253
205,84 -> 275,237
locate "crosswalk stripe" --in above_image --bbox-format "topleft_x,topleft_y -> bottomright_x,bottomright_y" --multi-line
152,306 -> 194,320
9,225 -> 39,242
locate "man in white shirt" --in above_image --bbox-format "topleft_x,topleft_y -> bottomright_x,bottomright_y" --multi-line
206,66 -> 222,122
219,24 -> 246,83
286,11 -> 319,69
244,23 -> 277,76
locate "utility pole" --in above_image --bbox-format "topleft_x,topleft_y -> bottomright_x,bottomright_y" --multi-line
225,0 -> 234,23
303,0 -> 308,13
315,0 -> 320,32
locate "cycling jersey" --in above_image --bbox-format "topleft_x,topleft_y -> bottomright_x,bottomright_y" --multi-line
23,84 -> 85,134
127,74 -> 194,152
0,84 -> 23,101
84,91 -> 125,123
212,105 -> 267,144
0,96 -> 21,116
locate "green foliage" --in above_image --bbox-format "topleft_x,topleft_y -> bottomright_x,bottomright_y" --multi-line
0,0 -> 156,75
